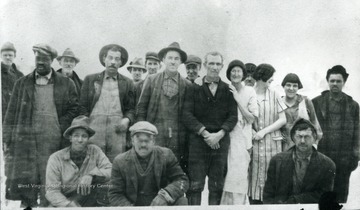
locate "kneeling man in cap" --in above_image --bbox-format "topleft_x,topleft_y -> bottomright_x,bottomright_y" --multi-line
263,119 -> 336,204
46,116 -> 112,207
108,121 -> 189,206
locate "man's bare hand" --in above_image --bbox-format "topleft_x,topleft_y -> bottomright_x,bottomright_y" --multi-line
77,175 -> 93,196
115,118 -> 130,133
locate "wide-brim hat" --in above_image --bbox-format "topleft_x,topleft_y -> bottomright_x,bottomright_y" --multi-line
63,115 -> 95,139
57,48 -> 80,63
158,42 -> 187,63
99,44 -> 128,67
226,59 -> 246,81
127,57 -> 147,73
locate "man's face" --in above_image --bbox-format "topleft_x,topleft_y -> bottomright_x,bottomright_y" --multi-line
244,76 -> 256,86
35,54 -> 53,76
132,133 -> 155,157
131,68 -> 143,82
70,128 -> 89,152
204,55 -> 223,78
328,74 -> 345,94
60,57 -> 76,76
293,128 -> 315,154
103,50 -> 122,75
145,59 -> 160,75
162,51 -> 181,72
1,50 -> 15,66
283,82 -> 299,99
186,64 -> 200,80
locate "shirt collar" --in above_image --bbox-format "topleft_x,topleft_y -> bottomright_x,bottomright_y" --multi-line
204,76 -> 220,84
104,71 -> 118,80
164,70 -> 179,82
63,146 -> 90,160
35,70 -> 52,80
293,148 -> 312,162
329,92 -> 344,102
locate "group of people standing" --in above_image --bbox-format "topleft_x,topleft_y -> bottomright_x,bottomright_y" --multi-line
1,41 -> 359,207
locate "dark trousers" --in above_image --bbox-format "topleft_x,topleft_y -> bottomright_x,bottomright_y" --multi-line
187,133 -> 229,205
333,166 -> 352,203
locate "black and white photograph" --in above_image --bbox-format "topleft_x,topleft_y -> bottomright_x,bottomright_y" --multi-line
1,0 -> 360,209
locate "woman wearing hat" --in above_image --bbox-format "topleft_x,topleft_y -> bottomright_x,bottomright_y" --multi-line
249,64 -> 287,203
45,116 -> 112,207
221,60 -> 258,205
280,73 -> 322,150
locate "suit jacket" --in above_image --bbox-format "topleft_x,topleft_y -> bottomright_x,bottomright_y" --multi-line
3,69 -> 79,199
78,71 -> 135,123
263,147 -> 336,204
56,69 -> 83,99
182,76 -> 238,134
312,90 -> 360,171
108,146 -> 189,206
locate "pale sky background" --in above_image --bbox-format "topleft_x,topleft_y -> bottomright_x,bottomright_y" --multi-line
1,0 -> 360,101
1,1 -> 360,208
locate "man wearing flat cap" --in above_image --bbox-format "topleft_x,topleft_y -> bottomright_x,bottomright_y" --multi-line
182,51 -> 238,205
3,43 -> 79,207
127,57 -> 146,84
134,51 -> 161,105
1,42 -> 24,121
312,65 -> 360,203
137,42 -> 192,172
46,115 -> 112,207
185,55 -> 202,83
263,119 -> 336,204
108,121 -> 189,206
57,48 -> 83,99
79,44 -> 135,163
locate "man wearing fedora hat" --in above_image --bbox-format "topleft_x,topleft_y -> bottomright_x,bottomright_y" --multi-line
184,55 -> 202,83
3,43 -> 79,207
46,115 -> 112,207
137,42 -> 192,172
127,57 -> 146,84
1,42 -> 24,121
109,121 -> 188,206
57,48 -> 83,99
79,44 -> 135,163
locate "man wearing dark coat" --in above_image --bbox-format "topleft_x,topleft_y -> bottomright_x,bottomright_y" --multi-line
3,44 -> 79,207
312,65 -> 359,203
184,54 -> 201,83
263,119 -> 336,204
182,51 -> 238,205
137,42 -> 192,172
1,42 -> 24,121
79,44 -> 135,162
108,121 -> 189,206
56,48 -> 83,99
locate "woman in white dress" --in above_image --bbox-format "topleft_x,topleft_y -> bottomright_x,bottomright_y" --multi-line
221,60 -> 258,205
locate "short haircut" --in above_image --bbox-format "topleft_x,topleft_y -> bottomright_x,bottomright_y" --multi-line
290,120 -> 317,140
204,51 -> 224,64
253,63 -> 276,82
326,65 -> 349,82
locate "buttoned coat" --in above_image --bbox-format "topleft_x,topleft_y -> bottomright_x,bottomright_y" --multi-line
108,146 -> 189,206
3,69 -> 79,199
56,69 -> 83,99
78,71 -> 135,123
263,147 -> 336,204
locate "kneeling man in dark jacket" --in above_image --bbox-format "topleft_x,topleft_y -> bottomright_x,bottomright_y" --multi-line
108,121 -> 189,206
263,118 -> 336,204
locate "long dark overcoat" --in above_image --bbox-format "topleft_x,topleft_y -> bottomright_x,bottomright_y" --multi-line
3,69 -> 79,199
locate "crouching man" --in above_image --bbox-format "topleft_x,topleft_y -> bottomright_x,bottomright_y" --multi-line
45,116 -> 112,207
263,119 -> 336,204
108,121 -> 189,206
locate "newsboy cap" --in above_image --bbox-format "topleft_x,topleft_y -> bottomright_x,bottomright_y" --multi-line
57,48 -> 80,63
99,44 -> 128,67
63,115 -> 95,139
32,44 -> 58,60
185,55 -> 202,66
129,121 -> 158,136
290,118 -> 317,142
1,42 -> 16,54
158,42 -> 187,63
145,51 -> 160,62
226,59 -> 246,81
